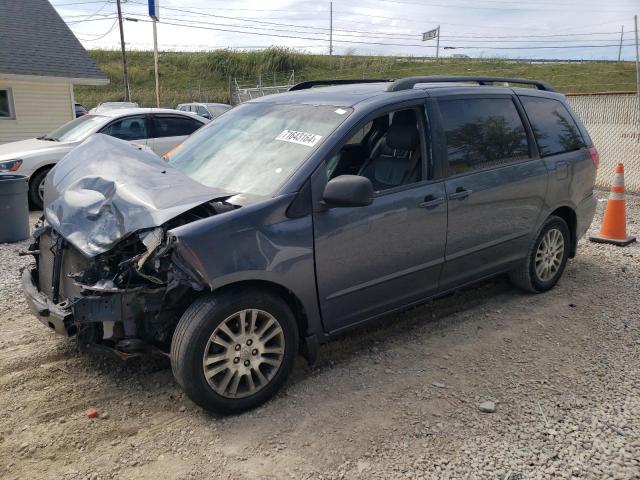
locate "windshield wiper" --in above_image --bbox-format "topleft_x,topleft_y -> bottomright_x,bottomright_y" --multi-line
38,135 -> 59,141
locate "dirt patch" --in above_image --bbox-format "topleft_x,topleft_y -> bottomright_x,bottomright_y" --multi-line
1,195 -> 638,479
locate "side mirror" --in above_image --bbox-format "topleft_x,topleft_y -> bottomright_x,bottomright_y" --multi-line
201,112 -> 211,119
322,175 -> 373,208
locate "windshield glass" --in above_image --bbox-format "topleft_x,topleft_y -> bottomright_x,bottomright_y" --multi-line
43,115 -> 108,142
167,102 -> 352,196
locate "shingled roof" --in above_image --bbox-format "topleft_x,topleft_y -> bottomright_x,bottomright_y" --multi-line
0,0 -> 108,84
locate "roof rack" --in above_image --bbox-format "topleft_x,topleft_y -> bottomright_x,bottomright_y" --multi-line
385,76 -> 556,93
289,79 -> 393,91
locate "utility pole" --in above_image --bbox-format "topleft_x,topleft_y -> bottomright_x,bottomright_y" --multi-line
329,2 -> 333,56
635,15 -> 639,140
116,0 -> 130,101
436,25 -> 441,59
618,25 -> 625,62
152,18 -> 160,107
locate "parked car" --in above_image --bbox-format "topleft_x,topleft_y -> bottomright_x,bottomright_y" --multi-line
176,102 -> 231,120
90,101 -> 140,114
74,103 -> 88,117
0,108 -> 207,208
22,76 -> 598,414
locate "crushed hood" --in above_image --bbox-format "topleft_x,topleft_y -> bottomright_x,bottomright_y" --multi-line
44,134 -> 233,257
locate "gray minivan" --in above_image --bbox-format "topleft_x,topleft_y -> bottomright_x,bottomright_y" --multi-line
22,76 -> 598,413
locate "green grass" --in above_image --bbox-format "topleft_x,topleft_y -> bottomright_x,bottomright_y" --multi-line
75,48 -> 639,108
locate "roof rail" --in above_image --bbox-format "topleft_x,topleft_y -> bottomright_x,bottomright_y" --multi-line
385,76 -> 556,93
289,79 -> 393,91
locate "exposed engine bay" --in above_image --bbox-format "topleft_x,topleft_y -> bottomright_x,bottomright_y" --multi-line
20,133 -> 246,357
25,198 -> 237,357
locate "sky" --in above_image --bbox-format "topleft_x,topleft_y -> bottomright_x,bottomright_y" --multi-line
55,0 -> 640,60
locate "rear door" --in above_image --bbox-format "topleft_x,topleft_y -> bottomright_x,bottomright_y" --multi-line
434,93 -> 549,290
518,95 -> 594,220
149,114 -> 204,155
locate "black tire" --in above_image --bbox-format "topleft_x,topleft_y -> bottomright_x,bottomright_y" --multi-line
28,168 -> 50,210
171,288 -> 299,414
509,215 -> 570,293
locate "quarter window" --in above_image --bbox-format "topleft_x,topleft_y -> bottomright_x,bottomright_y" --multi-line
152,115 -> 202,138
101,116 -> 148,141
0,89 -> 15,119
439,97 -> 529,175
520,96 -> 586,157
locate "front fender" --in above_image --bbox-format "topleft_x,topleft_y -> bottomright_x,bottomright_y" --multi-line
169,194 -> 324,338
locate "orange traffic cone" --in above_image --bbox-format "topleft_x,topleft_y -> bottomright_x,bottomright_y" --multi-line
589,163 -> 636,246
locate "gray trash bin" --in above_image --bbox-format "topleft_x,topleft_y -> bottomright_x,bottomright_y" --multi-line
0,174 -> 30,243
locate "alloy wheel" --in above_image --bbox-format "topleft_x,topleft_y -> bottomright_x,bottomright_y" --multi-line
202,309 -> 285,399
534,228 -> 565,282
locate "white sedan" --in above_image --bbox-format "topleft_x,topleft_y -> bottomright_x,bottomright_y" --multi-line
0,108 -> 208,208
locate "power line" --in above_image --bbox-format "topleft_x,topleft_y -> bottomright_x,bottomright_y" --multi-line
66,16 -> 117,24
113,0 -> 636,41
358,0 -> 636,13
126,17 -> 638,51
127,14 -> 634,45
76,0 -> 111,20
52,0 -> 109,6
123,3 -> 629,42
74,19 -> 118,40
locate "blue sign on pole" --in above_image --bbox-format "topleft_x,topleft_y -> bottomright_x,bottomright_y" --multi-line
148,0 -> 159,20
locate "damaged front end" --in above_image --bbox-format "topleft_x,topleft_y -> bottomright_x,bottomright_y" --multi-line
22,135 -> 239,357
23,223 -> 184,357
22,202 -> 233,357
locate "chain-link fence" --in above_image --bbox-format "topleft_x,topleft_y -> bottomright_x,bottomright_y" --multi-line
228,74 -> 640,193
233,71 -> 296,104
567,93 -> 640,193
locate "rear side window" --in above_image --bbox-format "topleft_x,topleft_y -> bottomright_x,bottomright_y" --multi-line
101,116 -> 148,141
439,97 -> 529,175
152,115 -> 202,138
520,96 -> 586,157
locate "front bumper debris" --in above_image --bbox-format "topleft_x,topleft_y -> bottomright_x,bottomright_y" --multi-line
22,268 -> 75,336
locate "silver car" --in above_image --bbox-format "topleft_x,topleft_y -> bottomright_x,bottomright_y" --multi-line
176,102 -> 231,120
0,108 -> 207,208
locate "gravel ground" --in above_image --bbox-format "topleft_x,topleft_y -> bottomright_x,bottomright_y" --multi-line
0,193 -> 638,480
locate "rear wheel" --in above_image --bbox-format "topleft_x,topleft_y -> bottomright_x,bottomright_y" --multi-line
509,215 -> 570,293
171,288 -> 298,414
28,168 -> 50,209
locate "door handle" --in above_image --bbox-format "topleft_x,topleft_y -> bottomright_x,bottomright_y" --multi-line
448,188 -> 472,200
419,196 -> 445,209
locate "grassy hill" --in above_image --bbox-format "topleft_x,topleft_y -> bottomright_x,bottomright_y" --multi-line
75,48 -> 638,108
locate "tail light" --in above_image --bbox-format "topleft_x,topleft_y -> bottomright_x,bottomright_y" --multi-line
589,146 -> 600,169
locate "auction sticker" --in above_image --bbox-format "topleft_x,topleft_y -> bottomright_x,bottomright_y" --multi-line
275,129 -> 323,147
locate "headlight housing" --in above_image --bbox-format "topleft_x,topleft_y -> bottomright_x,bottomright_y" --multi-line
0,159 -> 23,172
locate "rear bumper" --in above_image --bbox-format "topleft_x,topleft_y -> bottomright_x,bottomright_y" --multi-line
21,268 -> 76,336
576,193 -> 597,240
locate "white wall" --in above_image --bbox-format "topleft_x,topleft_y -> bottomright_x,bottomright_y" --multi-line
0,78 -> 74,144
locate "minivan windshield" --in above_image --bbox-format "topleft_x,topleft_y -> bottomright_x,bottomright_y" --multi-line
41,115 -> 108,142
167,102 -> 352,196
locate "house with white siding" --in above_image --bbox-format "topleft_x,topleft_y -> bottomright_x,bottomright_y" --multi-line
0,0 -> 108,144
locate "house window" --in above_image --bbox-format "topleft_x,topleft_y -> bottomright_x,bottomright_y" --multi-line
0,89 -> 15,119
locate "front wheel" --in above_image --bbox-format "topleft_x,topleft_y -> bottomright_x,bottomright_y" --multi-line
509,215 -> 570,293
171,289 -> 298,414
28,168 -> 50,210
